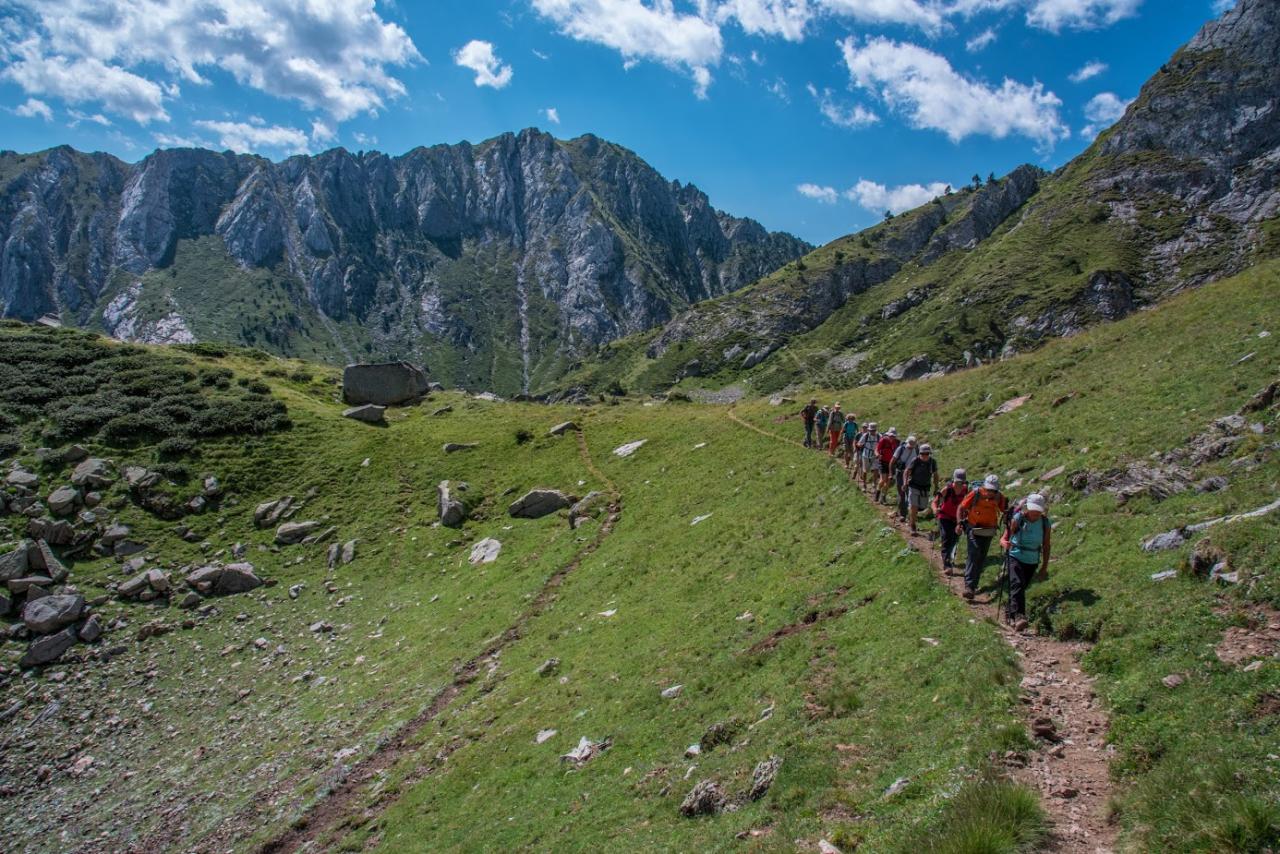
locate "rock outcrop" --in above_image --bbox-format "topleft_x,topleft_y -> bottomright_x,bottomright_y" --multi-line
342,363 -> 429,406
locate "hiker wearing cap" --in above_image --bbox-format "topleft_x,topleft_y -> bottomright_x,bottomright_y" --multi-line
856,422 -> 880,487
891,435 -> 919,521
799,399 -> 819,448
904,443 -> 940,534
815,406 -> 830,450
932,469 -> 968,570
827,404 -> 845,456
1003,494 -> 1051,631
841,412 -> 859,469
874,428 -> 900,504
956,474 -> 1009,600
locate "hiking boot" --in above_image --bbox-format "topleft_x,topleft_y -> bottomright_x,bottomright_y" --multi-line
962,587 -> 975,600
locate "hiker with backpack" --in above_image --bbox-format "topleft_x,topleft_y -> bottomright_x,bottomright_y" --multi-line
827,404 -> 845,456
956,474 -> 1008,601
1001,493 -> 1051,631
842,412 -> 859,468
799,399 -> 819,448
932,469 -> 968,571
891,435 -> 919,521
815,406 -> 830,451
856,422 -> 880,487
904,443 -> 940,534
874,428 -> 900,504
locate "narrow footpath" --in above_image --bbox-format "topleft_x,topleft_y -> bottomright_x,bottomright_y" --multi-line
726,408 -> 1117,854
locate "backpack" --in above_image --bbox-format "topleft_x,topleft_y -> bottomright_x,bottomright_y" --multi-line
963,488 -> 1005,530
999,500 -> 1046,550
908,457 -> 936,489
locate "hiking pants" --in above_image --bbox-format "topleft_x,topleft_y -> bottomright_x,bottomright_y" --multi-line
804,422 -> 814,447
829,430 -> 840,454
963,527 -> 994,591
1005,556 -> 1038,620
938,518 -> 959,566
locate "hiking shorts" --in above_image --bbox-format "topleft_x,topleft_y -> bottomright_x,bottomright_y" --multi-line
877,460 -> 891,475
907,486 -> 930,511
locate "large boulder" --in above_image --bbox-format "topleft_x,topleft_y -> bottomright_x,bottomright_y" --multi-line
0,540 -> 32,582
70,458 -> 115,489
548,421 -> 578,436
342,362 -> 430,406
20,626 -> 78,668
343,404 -> 387,424
184,563 -> 263,595
275,520 -> 320,545
438,480 -> 470,528
508,489 -> 575,520
29,540 -> 67,582
46,485 -> 79,516
21,594 -> 85,634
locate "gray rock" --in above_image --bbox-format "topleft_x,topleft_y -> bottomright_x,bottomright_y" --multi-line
275,520 -> 321,545
569,491 -> 608,526
78,613 -> 103,642
117,571 -> 152,599
343,404 -> 387,424
660,684 -> 683,699
749,756 -> 783,800
62,445 -> 89,463
342,362 -> 430,406
20,626 -> 78,667
508,488 -> 574,520
123,465 -> 161,490
186,495 -> 207,514
1141,530 -> 1186,552
536,657 -> 560,676
184,563 -> 262,595
1196,475 -> 1229,493
469,538 -> 502,565
22,594 -> 85,634
178,592 -> 202,609
46,485 -> 79,516
100,523 -> 130,546
438,480 -> 470,528
885,354 -> 932,382
113,539 -> 146,557
254,496 -> 295,528
5,469 -> 38,489
340,539 -> 357,565
202,475 -> 222,497
442,442 -> 478,453
680,780 -> 727,817
7,576 -> 52,594
548,421 -> 578,436
29,540 -> 66,581
70,458 -> 115,489
473,392 -> 504,403
0,540 -> 32,582
0,592 -> 10,616
326,542 -> 340,569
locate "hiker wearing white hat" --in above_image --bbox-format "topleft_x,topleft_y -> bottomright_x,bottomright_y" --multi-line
956,473 -> 1009,600
890,435 -> 919,521
855,422 -> 880,488
904,442 -> 940,534
1004,494 -> 1052,631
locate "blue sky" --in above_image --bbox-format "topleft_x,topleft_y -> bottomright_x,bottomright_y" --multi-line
0,0 -> 1233,244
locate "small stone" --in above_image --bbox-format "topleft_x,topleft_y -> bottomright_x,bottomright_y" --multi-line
548,421 -> 578,436
1162,673 -> 1185,688
20,626 -> 78,667
535,658 -> 560,676
275,520 -> 321,545
535,729 -> 558,744
883,776 -> 910,798
342,404 -> 387,424
1141,530 -> 1186,552
289,584 -> 304,599
660,684 -> 684,699
78,614 -> 103,643
442,442 -> 478,453
680,779 -> 726,816
469,538 -> 502,565
612,440 -> 646,458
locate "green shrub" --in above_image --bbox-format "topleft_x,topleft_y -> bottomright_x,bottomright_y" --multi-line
0,434 -> 19,459
156,436 -> 199,459
904,776 -> 1046,854
175,342 -> 229,358
514,428 -> 534,445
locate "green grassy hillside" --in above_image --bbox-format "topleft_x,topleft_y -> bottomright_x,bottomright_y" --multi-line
0,259 -> 1277,852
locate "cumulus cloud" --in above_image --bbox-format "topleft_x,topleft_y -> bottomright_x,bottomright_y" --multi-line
797,182 -> 839,203
949,0 -> 1142,32
1069,60 -> 1107,82
847,178 -> 950,214
153,132 -> 206,148
716,0 -> 811,41
965,27 -> 997,52
352,131 -> 378,147
542,106 -> 561,123
818,0 -> 944,31
808,83 -> 879,128
0,0 -> 421,124
12,97 -> 52,120
454,40 -> 514,89
531,0 -> 723,97
194,119 -> 310,154
839,37 -> 1068,149
1081,90 -> 1131,138
68,109 -> 112,127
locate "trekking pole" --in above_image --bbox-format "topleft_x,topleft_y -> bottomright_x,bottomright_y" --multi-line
996,547 -> 1009,622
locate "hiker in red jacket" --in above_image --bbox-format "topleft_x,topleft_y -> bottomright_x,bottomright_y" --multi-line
932,468 -> 968,571
874,427 -> 900,504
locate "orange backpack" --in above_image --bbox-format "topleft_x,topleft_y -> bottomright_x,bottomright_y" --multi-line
963,489 -> 1005,529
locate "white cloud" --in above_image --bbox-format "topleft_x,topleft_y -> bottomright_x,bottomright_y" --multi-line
453,40 -> 514,89
352,131 -> 378,147
542,106 -> 561,123
965,27 -> 997,51
193,119 -> 310,154
766,77 -> 789,101
310,119 -> 337,145
847,178 -> 950,214
153,132 -> 206,148
531,0 -> 722,97
818,0 -> 944,31
1069,60 -> 1107,82
0,0 -> 421,124
68,109 -> 112,127
532,48 -> 551,59
715,0 -> 811,41
839,37 -> 1068,149
808,83 -> 879,128
797,182 -> 839,203
1081,90 -> 1131,138
949,0 -> 1141,32
12,97 -> 52,120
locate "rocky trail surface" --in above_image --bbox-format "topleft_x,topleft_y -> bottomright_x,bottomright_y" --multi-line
244,424 -> 622,854
726,408 -> 1118,853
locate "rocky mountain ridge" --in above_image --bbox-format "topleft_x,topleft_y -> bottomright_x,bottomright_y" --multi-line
0,130 -> 810,394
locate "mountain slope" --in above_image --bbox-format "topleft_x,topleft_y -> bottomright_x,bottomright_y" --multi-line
560,0 -> 1280,397
0,130 -> 810,395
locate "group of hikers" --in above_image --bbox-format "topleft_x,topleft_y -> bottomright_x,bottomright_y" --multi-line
798,399 -> 1051,632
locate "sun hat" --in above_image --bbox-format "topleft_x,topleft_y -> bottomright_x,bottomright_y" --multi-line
983,474 -> 1000,489
906,435 -> 917,445
953,468 -> 966,482
1026,498 -> 1046,513
920,443 -> 932,453
868,422 -> 877,429
887,427 -> 898,436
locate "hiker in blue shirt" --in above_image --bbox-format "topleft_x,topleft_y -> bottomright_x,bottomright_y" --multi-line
841,413 -> 859,470
1004,492 -> 1052,631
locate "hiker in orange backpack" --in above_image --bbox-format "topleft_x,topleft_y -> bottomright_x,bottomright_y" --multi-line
1001,492 -> 1051,631
956,474 -> 1008,600
874,428 -> 900,504
827,403 -> 845,456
